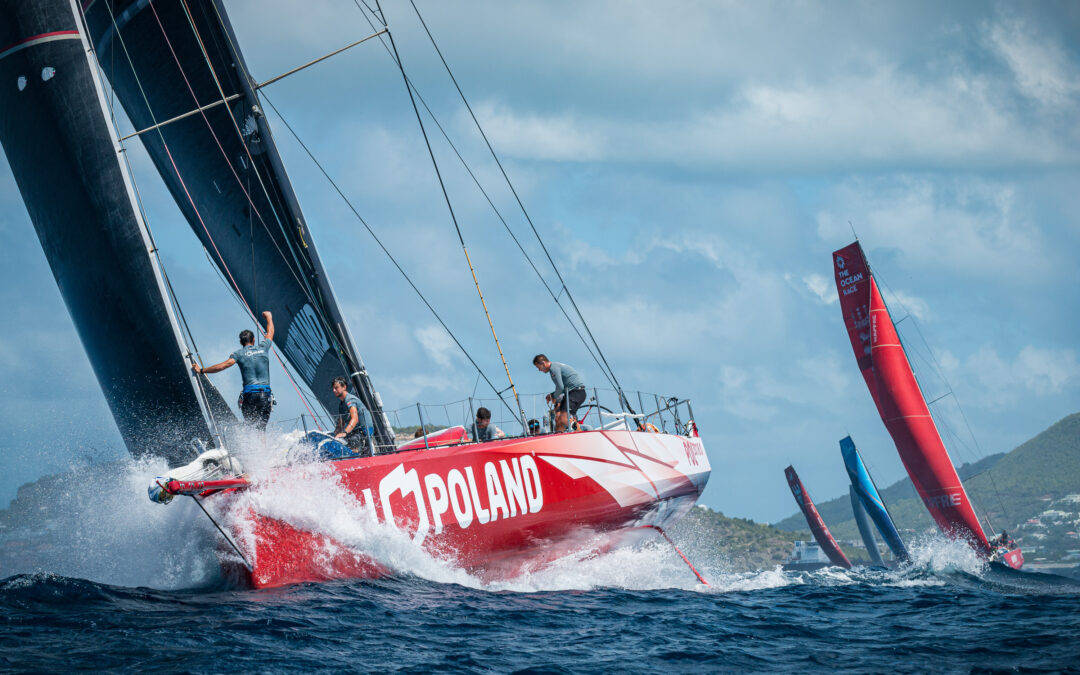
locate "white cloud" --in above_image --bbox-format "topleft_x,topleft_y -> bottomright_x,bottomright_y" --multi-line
885,288 -> 931,322
472,102 -> 602,162
414,324 -> 459,369
802,273 -> 836,305
815,175 -> 1049,278
945,344 -> 1080,408
987,15 -> 1080,107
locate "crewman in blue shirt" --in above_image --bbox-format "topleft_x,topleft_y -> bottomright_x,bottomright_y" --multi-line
533,354 -> 585,432
193,311 -> 275,430
331,376 -> 371,456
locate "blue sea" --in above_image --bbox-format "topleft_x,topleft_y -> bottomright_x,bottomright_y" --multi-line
4,563 -> 1080,672
3,459 -> 1080,672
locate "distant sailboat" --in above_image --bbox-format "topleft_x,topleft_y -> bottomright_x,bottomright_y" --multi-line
841,436 -> 908,563
832,241 -> 1022,569
784,465 -> 852,569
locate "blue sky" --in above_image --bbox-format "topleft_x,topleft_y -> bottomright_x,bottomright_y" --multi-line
1,1 -> 1078,522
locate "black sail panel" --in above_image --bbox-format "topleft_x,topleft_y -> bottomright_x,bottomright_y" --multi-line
82,0 -> 393,446
0,0 -> 233,463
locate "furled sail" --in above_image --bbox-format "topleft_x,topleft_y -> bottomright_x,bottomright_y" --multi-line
0,0 -> 233,462
840,436 -> 908,561
849,486 -> 885,567
784,465 -> 852,569
833,242 -> 990,555
81,0 -> 393,447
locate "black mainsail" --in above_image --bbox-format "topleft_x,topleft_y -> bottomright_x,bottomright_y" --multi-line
0,0 -> 234,462
82,0 -> 394,447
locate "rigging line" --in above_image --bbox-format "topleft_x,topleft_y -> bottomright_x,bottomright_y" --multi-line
190,495 -> 252,572
203,247 -> 329,432
81,2 -> 223,440
375,40 -> 616,393
872,264 -> 1009,528
375,4 -> 526,427
259,92 -> 519,425
346,0 -> 621,407
405,0 -> 631,412
148,3 -> 359,397
100,1 -> 324,429
199,3 -> 394,442
349,0 -> 622,400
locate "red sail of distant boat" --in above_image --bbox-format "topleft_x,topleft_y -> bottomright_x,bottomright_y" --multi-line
832,241 -> 991,556
784,465 -> 852,568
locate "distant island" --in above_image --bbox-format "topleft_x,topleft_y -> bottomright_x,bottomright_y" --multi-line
774,412 -> 1080,565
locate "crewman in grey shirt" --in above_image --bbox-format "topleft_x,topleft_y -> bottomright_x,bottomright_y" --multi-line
331,376 -> 371,456
194,311 -> 275,430
532,354 -> 586,432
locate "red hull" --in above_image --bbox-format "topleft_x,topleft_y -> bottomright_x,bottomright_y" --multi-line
833,242 -> 993,556
215,429 -> 710,588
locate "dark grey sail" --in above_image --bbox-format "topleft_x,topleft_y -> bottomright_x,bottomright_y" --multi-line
0,0 -> 234,463
82,0 -> 394,448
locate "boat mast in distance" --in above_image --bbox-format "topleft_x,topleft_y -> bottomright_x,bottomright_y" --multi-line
784,465 -> 852,569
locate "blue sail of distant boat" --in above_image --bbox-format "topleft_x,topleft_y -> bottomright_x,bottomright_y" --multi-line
850,486 -> 886,567
840,436 -> 909,561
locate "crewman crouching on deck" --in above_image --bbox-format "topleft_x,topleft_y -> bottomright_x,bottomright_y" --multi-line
193,311 -> 275,431
533,354 -> 585,432
331,376 -> 371,456
471,406 -> 505,442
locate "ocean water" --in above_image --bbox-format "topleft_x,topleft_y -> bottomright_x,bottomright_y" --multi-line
4,455 -> 1080,672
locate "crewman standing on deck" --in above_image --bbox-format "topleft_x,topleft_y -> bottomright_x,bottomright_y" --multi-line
193,311 -> 275,430
533,354 -> 585,432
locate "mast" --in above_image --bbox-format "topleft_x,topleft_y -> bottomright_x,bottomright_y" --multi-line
81,0 -> 395,449
784,465 -> 852,569
0,0 -> 233,462
833,242 -> 991,555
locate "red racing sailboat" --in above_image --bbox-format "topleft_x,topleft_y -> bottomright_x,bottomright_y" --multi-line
167,424 -> 710,588
783,465 -> 851,570
832,241 -> 1022,569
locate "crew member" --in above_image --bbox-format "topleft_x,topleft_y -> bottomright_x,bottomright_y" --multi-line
533,354 -> 585,432
471,407 -> 505,442
526,418 -> 541,436
193,311 -> 274,430
331,376 -> 371,455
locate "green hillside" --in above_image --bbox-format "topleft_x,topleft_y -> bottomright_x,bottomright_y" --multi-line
774,412 -> 1080,561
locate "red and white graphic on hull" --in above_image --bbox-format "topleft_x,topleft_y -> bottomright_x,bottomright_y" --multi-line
220,429 -> 710,588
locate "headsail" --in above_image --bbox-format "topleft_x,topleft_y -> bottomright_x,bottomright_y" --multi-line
784,466 -> 852,569
0,0 -> 233,462
833,242 -> 991,555
840,436 -> 908,561
81,0 -> 393,447
849,486 -> 886,567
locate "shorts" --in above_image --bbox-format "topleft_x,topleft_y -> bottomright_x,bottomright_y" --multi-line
239,390 -> 272,431
557,387 -> 587,417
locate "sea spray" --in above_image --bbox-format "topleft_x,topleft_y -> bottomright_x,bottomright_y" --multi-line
0,455 -> 221,589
